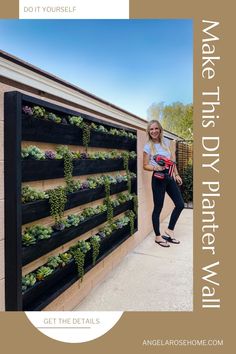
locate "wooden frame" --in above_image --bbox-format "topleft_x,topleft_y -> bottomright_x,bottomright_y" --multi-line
4,91 -> 138,311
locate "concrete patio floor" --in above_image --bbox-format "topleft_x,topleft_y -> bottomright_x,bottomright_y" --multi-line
73,208 -> 193,312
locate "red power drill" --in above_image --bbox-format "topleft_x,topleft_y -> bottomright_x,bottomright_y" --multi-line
153,155 -> 176,180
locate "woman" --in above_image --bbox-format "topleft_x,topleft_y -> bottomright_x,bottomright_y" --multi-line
143,120 -> 184,247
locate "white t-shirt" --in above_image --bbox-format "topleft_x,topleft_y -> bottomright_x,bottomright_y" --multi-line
143,138 -> 171,167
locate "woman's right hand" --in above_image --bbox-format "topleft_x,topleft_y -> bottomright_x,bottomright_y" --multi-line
154,165 -> 165,171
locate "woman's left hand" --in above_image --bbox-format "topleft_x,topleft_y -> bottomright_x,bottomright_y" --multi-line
175,175 -> 183,185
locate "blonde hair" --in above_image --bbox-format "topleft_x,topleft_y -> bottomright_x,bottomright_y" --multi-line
146,120 -> 170,156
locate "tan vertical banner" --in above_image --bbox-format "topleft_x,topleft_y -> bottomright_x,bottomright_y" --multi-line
0,0 -> 234,353
129,2 -> 233,354
0,1 -> 19,18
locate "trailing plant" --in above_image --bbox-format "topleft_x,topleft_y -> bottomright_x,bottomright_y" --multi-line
21,145 -> 45,160
64,151 -> 74,192
125,210 -> 136,236
48,186 -> 67,229
122,151 -> 129,173
70,240 -> 91,280
21,185 -> 49,203
90,235 -> 101,265
82,122 -> 91,151
127,173 -> 131,193
132,194 -> 138,215
122,152 -> 131,192
104,177 -> 113,222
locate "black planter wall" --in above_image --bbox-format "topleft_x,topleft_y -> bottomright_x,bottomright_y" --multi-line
4,91 -> 138,311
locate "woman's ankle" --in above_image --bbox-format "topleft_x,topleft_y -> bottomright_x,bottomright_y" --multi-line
155,235 -> 163,240
165,229 -> 174,237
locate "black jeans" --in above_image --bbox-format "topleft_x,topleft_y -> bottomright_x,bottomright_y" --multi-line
151,173 -> 185,236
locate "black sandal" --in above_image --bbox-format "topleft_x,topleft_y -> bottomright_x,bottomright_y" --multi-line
162,235 -> 180,244
155,240 -> 170,248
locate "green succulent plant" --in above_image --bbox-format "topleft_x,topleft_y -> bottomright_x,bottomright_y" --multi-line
21,185 -> 49,203
96,124 -> 108,133
22,232 -> 37,247
22,225 -> 53,247
109,128 -> 119,136
22,273 -> 36,292
46,256 -> 64,269
59,252 -> 72,265
68,115 -> 83,127
21,145 -> 45,160
32,106 -> 46,118
36,266 -> 54,281
48,112 -> 62,124
65,214 -> 82,227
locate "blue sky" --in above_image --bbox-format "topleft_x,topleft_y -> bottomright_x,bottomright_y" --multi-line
0,19 -> 192,119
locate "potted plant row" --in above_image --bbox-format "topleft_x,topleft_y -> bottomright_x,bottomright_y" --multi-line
22,102 -> 137,150
22,213 -> 137,311
21,145 -> 137,182
22,193 -> 136,265
22,173 -> 137,224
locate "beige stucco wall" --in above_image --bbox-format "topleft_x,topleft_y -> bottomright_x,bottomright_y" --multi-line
0,85 -> 5,311
0,79 -> 173,311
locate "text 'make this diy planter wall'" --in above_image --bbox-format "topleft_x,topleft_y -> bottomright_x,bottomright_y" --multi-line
4,91 -> 138,311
